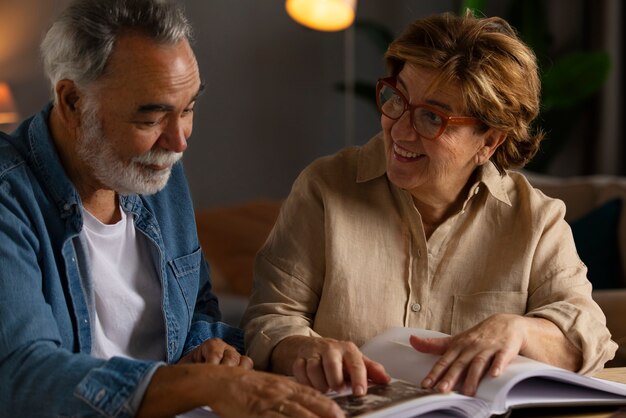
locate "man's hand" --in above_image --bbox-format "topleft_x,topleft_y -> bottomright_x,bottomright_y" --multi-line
209,367 -> 345,418
272,336 -> 390,396
178,338 -> 253,368
137,363 -> 345,418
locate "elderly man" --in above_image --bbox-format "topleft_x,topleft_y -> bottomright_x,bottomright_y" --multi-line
0,1 -> 343,417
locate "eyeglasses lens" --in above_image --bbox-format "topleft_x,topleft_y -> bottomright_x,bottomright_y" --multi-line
378,84 -> 405,119
377,84 -> 443,139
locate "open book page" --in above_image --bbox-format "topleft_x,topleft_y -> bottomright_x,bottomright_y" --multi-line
478,356 -> 626,414
360,327 -> 446,384
330,380 -> 489,418
176,407 -> 217,418
361,327 -> 626,416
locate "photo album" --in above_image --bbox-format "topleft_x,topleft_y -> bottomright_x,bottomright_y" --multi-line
329,327 -> 626,418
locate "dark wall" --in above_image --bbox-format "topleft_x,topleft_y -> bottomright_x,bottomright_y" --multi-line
181,1 -> 457,208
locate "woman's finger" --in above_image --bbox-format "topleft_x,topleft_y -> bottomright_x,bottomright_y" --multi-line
321,348 -> 347,392
341,349 -> 368,396
305,355 -> 329,393
292,357 -> 314,388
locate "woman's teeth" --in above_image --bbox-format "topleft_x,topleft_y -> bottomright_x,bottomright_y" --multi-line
394,143 -> 421,158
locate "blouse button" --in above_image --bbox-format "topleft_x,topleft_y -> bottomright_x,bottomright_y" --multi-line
411,303 -> 422,313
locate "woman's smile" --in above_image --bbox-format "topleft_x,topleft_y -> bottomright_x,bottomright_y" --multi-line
392,142 -> 424,162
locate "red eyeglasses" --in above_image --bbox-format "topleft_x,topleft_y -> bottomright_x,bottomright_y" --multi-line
376,77 -> 481,140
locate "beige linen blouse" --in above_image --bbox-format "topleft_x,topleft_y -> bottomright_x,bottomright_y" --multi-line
242,133 -> 617,373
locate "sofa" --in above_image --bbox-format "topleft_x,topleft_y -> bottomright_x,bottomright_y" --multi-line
195,173 -> 626,367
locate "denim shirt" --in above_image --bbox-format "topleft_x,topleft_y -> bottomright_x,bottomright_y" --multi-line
0,104 -> 243,417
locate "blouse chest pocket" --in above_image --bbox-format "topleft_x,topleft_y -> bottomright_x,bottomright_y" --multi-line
450,291 -> 528,335
167,247 -> 203,320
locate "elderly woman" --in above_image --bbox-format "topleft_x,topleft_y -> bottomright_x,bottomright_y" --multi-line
242,11 -> 617,398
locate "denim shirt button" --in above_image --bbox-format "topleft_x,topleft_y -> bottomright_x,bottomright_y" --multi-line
95,389 -> 106,402
63,203 -> 71,211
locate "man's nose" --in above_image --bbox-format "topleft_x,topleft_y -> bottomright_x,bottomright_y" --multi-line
160,118 -> 189,153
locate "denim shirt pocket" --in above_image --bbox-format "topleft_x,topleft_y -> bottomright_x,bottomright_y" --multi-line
167,247 -> 203,323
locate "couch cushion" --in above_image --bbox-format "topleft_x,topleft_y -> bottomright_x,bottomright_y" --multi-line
195,199 -> 282,296
571,198 -> 623,289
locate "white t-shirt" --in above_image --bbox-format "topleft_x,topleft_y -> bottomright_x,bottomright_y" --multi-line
81,206 -> 166,361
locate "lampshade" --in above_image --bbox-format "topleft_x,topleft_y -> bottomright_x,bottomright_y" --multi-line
286,0 -> 356,32
0,82 -> 19,125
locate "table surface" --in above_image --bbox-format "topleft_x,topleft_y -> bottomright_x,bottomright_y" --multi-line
596,368 -> 626,384
509,367 -> 626,418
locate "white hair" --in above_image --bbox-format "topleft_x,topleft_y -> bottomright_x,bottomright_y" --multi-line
41,0 -> 192,101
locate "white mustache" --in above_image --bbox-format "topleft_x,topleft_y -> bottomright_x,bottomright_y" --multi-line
132,150 -> 182,167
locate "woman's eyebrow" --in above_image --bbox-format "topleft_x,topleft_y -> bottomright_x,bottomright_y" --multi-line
398,76 -> 453,112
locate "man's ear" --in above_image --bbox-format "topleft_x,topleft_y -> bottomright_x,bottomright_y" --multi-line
54,80 -> 83,129
475,129 -> 506,166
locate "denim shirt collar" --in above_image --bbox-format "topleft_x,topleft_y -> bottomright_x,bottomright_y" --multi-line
24,103 -> 83,225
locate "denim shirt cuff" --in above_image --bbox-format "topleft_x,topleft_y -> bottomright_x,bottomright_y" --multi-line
128,362 -> 165,414
183,321 -> 245,356
74,357 -> 160,418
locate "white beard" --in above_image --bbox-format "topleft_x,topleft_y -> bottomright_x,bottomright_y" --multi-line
76,103 -> 182,196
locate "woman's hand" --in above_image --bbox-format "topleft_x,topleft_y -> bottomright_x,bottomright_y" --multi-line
272,336 -> 390,396
178,338 -> 253,369
411,313 -> 582,396
411,313 -> 527,396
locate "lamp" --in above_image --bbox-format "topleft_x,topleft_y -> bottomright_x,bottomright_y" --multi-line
0,82 -> 19,126
285,0 -> 356,32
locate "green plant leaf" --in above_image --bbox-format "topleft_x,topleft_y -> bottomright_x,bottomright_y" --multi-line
542,51 -> 611,110
460,0 -> 487,15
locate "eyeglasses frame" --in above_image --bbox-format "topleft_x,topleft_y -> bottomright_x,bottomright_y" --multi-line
375,77 -> 481,140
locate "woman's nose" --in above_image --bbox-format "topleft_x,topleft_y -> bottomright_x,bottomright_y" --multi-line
392,109 -> 418,141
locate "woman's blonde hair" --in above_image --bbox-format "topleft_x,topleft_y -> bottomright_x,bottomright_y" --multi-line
385,11 -> 544,173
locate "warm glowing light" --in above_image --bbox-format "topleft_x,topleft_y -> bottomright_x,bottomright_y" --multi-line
286,0 -> 356,32
0,82 -> 19,125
